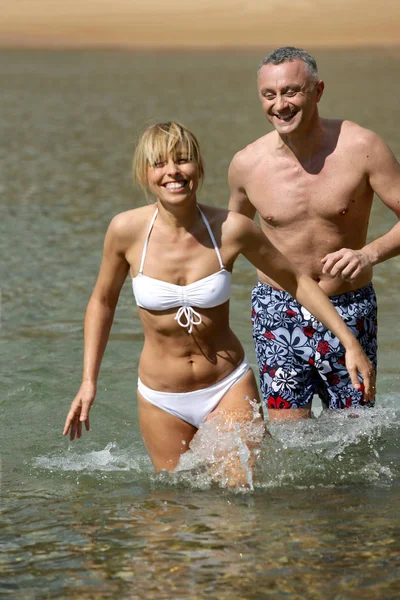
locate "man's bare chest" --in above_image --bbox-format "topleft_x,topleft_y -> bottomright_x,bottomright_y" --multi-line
245,158 -> 371,227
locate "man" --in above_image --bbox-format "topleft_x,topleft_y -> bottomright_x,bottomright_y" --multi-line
228,46 -> 400,420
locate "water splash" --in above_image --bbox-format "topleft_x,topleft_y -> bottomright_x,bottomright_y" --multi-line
258,402 -> 399,488
33,401 -> 399,491
34,441 -> 152,476
163,401 -> 266,492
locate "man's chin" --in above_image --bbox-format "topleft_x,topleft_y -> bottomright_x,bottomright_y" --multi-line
274,122 -> 298,135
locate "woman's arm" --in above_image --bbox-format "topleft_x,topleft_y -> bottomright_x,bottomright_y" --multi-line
233,214 -> 376,401
63,217 -> 130,440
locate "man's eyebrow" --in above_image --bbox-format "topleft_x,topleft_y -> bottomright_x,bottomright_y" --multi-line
281,85 -> 301,93
260,84 -> 302,94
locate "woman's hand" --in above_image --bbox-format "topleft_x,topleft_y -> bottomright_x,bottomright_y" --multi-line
344,343 -> 376,402
63,381 -> 97,440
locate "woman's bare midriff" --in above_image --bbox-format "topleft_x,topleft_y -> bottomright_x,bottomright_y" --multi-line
137,309 -> 245,393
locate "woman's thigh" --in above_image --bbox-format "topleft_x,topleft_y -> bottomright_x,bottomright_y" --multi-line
138,392 -> 197,472
203,368 -> 265,488
208,368 -> 261,419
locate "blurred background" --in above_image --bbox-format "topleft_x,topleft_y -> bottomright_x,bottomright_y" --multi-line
1,0 -> 399,48
1,3 -> 400,600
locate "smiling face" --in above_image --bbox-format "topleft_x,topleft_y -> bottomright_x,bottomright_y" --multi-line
146,150 -> 200,203
257,60 -> 324,137
132,122 -> 204,204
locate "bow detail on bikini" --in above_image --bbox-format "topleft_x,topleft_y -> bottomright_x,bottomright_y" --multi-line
174,305 -> 202,334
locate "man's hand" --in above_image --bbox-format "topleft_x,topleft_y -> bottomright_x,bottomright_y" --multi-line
321,248 -> 371,280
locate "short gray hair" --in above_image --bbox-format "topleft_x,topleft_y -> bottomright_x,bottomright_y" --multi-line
258,46 -> 319,82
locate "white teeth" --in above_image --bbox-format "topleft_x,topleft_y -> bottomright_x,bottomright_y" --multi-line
165,181 -> 185,189
278,113 -> 295,121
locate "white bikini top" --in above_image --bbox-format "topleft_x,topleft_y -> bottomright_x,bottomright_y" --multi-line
132,207 -> 231,333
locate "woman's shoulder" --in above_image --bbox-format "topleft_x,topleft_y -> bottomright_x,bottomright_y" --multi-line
198,204 -> 257,255
108,204 -> 157,235
198,203 -> 229,224
198,203 -> 255,232
102,205 -> 157,253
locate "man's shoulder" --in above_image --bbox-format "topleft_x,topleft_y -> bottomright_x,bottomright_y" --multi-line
322,119 -> 393,176
230,132 -> 275,169
324,118 -> 380,148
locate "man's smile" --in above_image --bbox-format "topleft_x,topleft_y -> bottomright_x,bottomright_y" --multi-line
274,111 -> 297,122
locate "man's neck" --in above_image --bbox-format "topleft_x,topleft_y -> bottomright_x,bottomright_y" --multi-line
275,118 -> 325,163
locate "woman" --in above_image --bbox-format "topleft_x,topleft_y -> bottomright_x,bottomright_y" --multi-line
63,121 -> 374,475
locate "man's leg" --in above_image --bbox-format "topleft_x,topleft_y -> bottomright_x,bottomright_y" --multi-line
315,283 -> 378,410
251,282 -> 317,420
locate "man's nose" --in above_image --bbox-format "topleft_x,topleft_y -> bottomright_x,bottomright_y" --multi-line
274,94 -> 289,111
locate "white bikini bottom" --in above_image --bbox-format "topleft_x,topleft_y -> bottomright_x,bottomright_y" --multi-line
137,357 -> 250,428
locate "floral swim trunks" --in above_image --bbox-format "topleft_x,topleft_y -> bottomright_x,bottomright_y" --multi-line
251,282 -> 377,410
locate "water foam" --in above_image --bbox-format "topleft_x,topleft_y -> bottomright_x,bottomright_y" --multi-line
164,401 -> 267,491
33,400 -> 399,491
34,441 -> 152,475
258,401 -> 399,488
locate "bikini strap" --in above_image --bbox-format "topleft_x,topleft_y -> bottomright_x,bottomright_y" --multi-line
198,206 -> 224,270
138,208 -> 159,274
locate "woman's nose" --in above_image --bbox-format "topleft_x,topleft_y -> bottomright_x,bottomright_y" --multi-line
166,158 -> 179,174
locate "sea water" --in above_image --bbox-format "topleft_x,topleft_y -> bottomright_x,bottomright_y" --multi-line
1,48 -> 400,599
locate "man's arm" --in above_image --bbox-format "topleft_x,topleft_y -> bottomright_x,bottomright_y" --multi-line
363,133 -> 400,263
228,152 -> 257,219
322,131 -> 400,279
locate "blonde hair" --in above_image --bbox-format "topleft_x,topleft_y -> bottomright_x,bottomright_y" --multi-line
132,121 -> 205,192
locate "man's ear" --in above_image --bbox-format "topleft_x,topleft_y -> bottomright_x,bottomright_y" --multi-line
316,80 -> 325,103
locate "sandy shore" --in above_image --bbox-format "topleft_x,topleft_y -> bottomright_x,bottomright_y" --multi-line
1,0 -> 399,48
